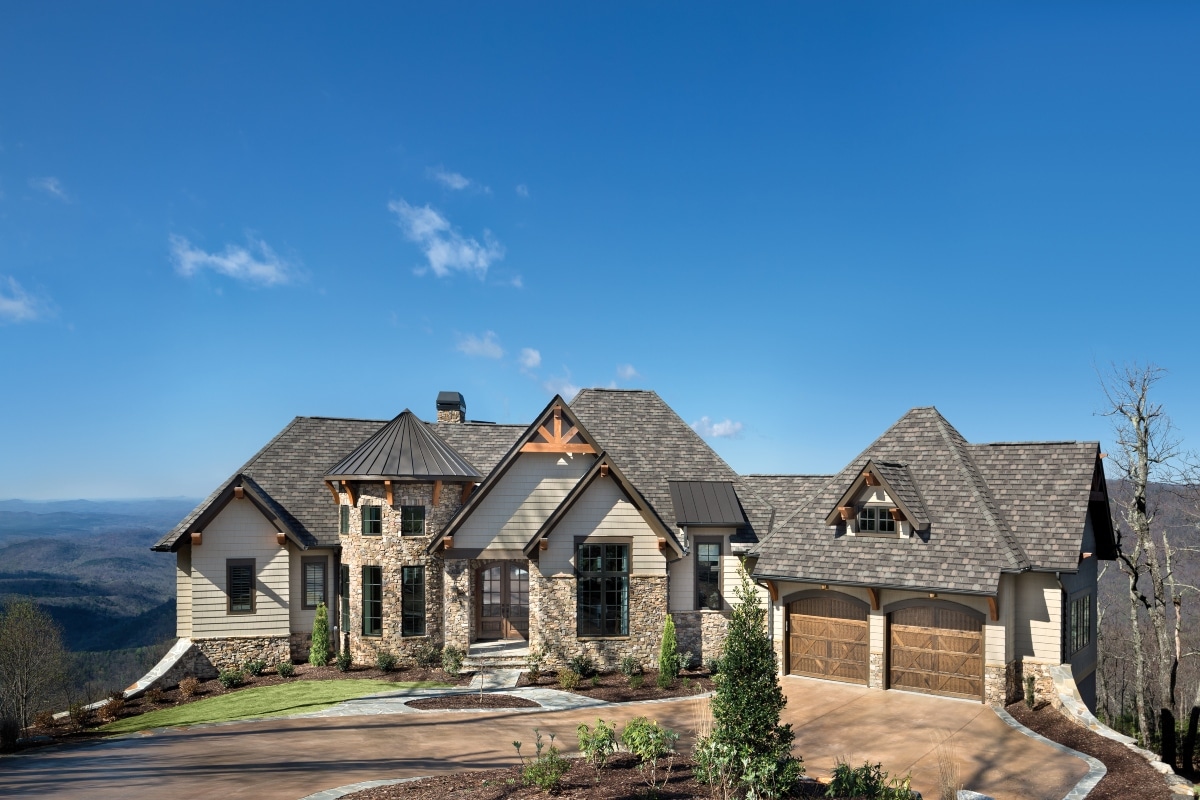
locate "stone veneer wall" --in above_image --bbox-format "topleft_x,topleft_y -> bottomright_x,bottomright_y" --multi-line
530,571 -> 668,671
193,636 -> 290,672
442,558 -> 473,653
340,480 -> 464,665
673,611 -> 730,665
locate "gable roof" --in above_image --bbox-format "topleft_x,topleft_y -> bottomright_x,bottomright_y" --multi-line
752,407 -> 1032,595
524,453 -> 681,557
824,460 -> 932,530
325,410 -> 481,482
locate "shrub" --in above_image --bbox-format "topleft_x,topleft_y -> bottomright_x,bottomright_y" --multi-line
376,650 -> 397,672
68,702 -> 92,730
336,648 -> 352,673
178,677 -> 200,699
526,647 -> 543,682
243,659 -> 267,677
413,641 -> 442,669
619,655 -> 642,677
309,602 -> 330,667
590,675 -> 601,688
693,736 -> 739,796
442,645 -> 465,676
569,653 -> 597,678
629,673 -> 645,690
1024,674 -> 1037,709
34,710 -> 56,729
621,716 -> 679,791
558,670 -> 581,690
218,669 -> 246,689
101,691 -> 127,722
678,650 -> 696,672
656,670 -> 674,690
514,728 -> 571,792
659,614 -> 680,683
144,688 -> 167,705
705,656 -> 722,675
277,661 -> 296,678
576,718 -> 618,768
826,759 -> 914,799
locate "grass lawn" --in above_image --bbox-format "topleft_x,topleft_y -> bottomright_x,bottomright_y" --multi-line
99,679 -> 449,734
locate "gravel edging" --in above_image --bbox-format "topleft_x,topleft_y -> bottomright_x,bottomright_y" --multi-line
995,708 -> 1106,800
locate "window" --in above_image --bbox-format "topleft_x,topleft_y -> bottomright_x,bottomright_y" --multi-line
1069,593 -> 1092,655
696,539 -> 723,610
577,542 -> 629,637
402,566 -> 426,636
857,506 -> 896,534
339,505 -> 349,535
400,505 -> 426,537
339,564 -> 350,634
302,558 -> 326,610
227,559 -> 255,614
361,505 -> 382,536
362,565 -> 382,636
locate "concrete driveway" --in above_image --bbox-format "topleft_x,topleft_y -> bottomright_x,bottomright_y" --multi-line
0,677 -> 1087,800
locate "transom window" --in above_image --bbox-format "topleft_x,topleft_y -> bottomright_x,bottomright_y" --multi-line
1070,594 -> 1092,655
402,566 -> 426,636
227,559 -> 255,614
857,506 -> 896,533
577,542 -> 629,637
361,505 -> 382,536
302,558 -> 326,610
400,505 -> 426,536
696,539 -> 722,610
362,565 -> 382,636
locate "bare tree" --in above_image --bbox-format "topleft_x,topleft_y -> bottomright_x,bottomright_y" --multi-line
0,598 -> 67,731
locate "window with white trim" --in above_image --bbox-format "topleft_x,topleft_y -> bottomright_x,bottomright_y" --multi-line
856,506 -> 896,534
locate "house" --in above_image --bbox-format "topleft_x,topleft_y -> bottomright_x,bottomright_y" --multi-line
153,391 -> 1113,708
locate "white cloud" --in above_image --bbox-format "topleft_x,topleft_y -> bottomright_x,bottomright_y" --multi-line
428,167 -> 472,191
0,276 -> 45,323
692,416 -> 744,439
616,364 -> 638,381
543,376 -> 581,401
169,234 -> 295,286
389,199 -> 504,279
519,348 -> 541,370
457,330 -> 504,359
515,184 -> 530,198
29,177 -> 68,201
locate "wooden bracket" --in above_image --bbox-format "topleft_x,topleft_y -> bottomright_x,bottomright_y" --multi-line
838,506 -> 854,521
987,596 -> 999,622
190,531 -> 202,546
342,481 -> 357,505
1080,552 -> 1093,562
889,508 -> 905,522
657,537 -> 666,551
385,480 -> 394,506
864,472 -> 879,487
444,536 -> 454,550
461,483 -> 473,503
276,532 -> 287,546
866,587 -> 880,611
325,481 -> 340,504
539,539 -> 549,551
764,579 -> 778,602
432,480 -> 443,506
600,463 -> 609,478
234,485 -> 244,499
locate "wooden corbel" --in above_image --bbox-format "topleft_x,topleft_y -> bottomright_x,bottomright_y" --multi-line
539,539 -> 549,551
234,485 -> 244,499
385,480 -> 394,506
764,579 -> 778,602
190,531 -> 202,546
276,532 -> 287,546
987,596 -> 999,622
657,537 -> 666,551
866,587 -> 880,611
1080,552 -> 1093,562
888,508 -> 905,522
864,472 -> 879,487
461,483 -> 473,503
600,463 -> 609,478
444,536 -> 454,550
341,481 -> 357,505
838,506 -> 854,521
432,480 -> 443,506
325,481 -> 340,504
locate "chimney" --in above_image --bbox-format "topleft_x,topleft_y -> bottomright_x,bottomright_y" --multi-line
436,391 -> 467,424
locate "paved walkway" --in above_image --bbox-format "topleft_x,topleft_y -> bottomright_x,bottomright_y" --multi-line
0,677 -> 1088,800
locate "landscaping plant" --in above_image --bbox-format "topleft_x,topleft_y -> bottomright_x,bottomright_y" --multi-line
0,714 -> 18,752
218,669 -> 246,689
569,653 -> 597,678
619,655 -> 642,678
620,715 -> 679,793
336,648 -> 352,672
144,688 -> 167,705
826,759 -> 916,800
658,614 -> 680,686
277,661 -> 296,678
525,646 -> 543,682
413,641 -> 441,669
376,650 -> 397,672
101,690 -> 126,722
558,669 -> 581,691
67,701 -> 92,730
513,728 -> 571,792
243,658 -> 268,677
309,602 -> 330,666
178,677 -> 200,700
576,718 -> 618,768
34,709 -> 56,728
441,645 -> 465,676
1024,674 -> 1036,709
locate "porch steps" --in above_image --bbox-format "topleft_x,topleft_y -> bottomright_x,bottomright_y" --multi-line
464,642 -> 530,671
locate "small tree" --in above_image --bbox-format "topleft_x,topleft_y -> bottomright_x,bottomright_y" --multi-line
309,602 -> 330,667
0,598 -> 67,730
658,613 -> 679,686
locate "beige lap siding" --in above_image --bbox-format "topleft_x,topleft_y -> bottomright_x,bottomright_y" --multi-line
176,546 -> 193,637
455,453 -> 594,553
289,549 -> 333,634
668,556 -> 694,612
540,475 -> 665,576
190,498 -> 290,637
1015,572 -> 1062,662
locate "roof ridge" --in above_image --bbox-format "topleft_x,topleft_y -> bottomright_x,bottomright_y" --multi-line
971,440 -> 1097,447
742,473 -> 836,478
932,412 -> 1030,571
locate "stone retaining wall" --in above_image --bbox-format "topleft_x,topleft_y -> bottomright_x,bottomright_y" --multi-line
193,636 -> 290,672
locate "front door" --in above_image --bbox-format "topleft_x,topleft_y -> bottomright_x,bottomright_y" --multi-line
477,561 -> 529,641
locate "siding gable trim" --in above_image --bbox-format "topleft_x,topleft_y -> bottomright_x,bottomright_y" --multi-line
166,473 -> 308,553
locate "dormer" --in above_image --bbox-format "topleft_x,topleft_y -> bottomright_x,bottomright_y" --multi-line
824,460 -> 931,538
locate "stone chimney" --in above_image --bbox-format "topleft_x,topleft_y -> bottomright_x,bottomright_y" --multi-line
436,391 -> 467,424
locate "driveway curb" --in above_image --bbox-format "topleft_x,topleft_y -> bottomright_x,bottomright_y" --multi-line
994,708 -> 1105,800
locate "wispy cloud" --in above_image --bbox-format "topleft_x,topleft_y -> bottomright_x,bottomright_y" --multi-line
389,199 -> 504,279
29,177 -> 69,202
616,364 -> 638,381
692,416 -> 744,439
519,348 -> 542,370
169,234 -> 296,286
0,276 -> 47,323
515,184 -> 530,198
544,375 -> 581,401
428,167 -> 472,191
457,330 -> 504,359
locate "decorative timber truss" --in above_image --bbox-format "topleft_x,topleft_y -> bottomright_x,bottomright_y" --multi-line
520,403 -> 596,454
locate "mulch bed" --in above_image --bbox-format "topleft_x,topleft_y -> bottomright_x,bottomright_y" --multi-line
1006,701 -> 1175,800
345,753 -> 829,800
407,694 -> 541,710
518,669 -> 716,702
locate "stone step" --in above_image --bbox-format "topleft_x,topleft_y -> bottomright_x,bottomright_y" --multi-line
463,659 -> 528,669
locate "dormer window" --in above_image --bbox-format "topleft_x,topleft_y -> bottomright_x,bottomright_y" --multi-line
857,506 -> 896,534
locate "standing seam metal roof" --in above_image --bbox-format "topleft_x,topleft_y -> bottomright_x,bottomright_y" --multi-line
324,410 -> 481,481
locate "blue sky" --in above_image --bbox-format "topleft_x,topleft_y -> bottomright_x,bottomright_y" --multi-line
2,3 -> 1198,500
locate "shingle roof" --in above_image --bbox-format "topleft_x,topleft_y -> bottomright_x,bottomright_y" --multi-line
431,422 -> 526,475
752,407 -> 1038,595
325,410 -> 482,481
741,475 -> 833,531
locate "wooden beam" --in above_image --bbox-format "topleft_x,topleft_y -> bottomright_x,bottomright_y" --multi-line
384,480 -> 394,506
325,481 -> 341,504
234,485 -> 244,499
987,596 -> 999,622
190,531 -> 202,546
341,481 -> 357,505
461,483 -> 473,503
536,425 -> 555,443
432,480 -> 442,506
520,442 -> 597,454
866,587 -> 880,610
276,532 -> 287,546
553,406 -> 562,440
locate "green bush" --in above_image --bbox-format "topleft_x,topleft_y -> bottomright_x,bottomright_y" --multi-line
514,728 -> 571,792
441,646 -> 465,676
277,661 -> 296,678
336,648 -> 352,672
693,736 -> 739,795
629,673 -> 645,690
243,658 -> 267,676
569,653 -> 597,678
525,647 -> 543,682
621,716 -> 679,791
1025,674 -> 1036,709
659,614 -> 680,682
558,669 -> 581,690
576,718 -> 618,768
825,759 -> 915,799
68,702 -> 92,729
706,656 -> 722,675
375,651 -> 397,672
309,602 -> 330,667
656,670 -> 674,690
678,650 -> 696,672
413,641 -> 442,669
218,669 -> 246,689
0,714 -> 19,752
619,655 -> 642,677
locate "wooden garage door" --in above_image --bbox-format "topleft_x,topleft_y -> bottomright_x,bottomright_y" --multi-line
788,596 -> 869,684
889,605 -> 983,700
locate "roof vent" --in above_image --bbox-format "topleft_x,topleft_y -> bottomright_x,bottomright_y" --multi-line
436,391 -> 467,424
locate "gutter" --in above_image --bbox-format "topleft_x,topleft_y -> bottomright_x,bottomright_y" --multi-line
752,572 -> 999,598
